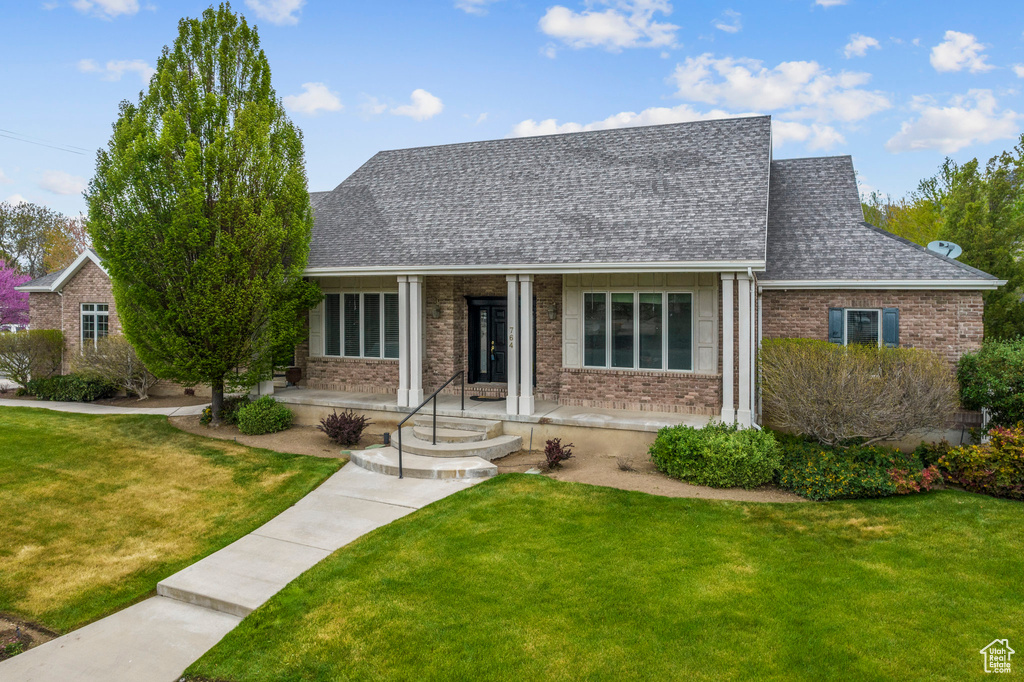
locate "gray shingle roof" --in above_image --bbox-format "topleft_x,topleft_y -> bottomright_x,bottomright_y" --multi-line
17,267 -> 66,290
763,156 -> 997,281
308,116 -> 772,268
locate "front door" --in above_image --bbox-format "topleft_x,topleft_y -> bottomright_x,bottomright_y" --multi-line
468,298 -> 507,383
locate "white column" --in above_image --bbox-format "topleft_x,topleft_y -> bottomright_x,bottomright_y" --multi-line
720,273 -> 735,424
397,276 -> 410,407
736,274 -> 752,427
506,275 -> 519,416
519,275 -> 534,416
408,275 -> 424,405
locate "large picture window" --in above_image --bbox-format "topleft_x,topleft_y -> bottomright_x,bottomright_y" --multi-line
583,292 -> 693,371
324,292 -> 399,359
81,303 -> 109,351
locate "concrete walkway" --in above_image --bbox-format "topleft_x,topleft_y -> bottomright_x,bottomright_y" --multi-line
0,397 -> 207,417
0,463 -> 478,681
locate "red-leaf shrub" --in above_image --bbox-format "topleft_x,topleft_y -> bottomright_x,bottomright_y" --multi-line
318,409 -> 371,446
544,438 -> 574,468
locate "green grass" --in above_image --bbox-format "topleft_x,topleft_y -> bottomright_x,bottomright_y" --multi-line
187,475 -> 1024,682
0,407 -> 341,633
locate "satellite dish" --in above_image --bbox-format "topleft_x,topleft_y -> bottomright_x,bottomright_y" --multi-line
926,240 -> 963,260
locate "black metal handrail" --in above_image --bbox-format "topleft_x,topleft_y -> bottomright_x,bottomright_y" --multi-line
395,371 -> 465,478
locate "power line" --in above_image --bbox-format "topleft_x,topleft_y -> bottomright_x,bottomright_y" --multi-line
0,128 -> 90,156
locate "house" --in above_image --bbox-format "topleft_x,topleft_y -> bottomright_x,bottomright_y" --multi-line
17,116 -> 1004,425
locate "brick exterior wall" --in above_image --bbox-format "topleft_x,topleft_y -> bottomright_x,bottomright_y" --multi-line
559,368 -> 722,414
60,260 -> 121,374
28,292 -> 62,331
761,289 -> 985,366
305,356 -> 399,392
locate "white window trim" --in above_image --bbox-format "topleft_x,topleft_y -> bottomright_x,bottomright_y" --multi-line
322,291 -> 399,360
843,308 -> 882,347
581,290 -> 695,373
80,303 -> 109,352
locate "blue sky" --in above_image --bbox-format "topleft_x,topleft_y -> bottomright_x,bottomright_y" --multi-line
1,0 -> 1022,217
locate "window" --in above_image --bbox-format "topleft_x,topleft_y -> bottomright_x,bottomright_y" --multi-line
325,292 -> 399,359
829,307 -> 900,348
583,292 -> 693,371
81,303 -> 109,351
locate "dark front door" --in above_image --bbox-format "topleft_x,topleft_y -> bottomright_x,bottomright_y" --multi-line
468,298 -> 507,383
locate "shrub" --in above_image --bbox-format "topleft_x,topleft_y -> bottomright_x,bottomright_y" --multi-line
913,439 -> 953,468
317,409 -> 371,446
958,339 -> 1024,428
0,329 -> 63,386
938,424 -> 1024,500
760,338 -> 959,446
650,422 -> 780,489
71,336 -> 158,399
544,438 -> 574,468
24,374 -> 117,402
774,434 -> 912,500
236,396 -> 293,435
889,465 -> 943,495
200,395 -> 250,426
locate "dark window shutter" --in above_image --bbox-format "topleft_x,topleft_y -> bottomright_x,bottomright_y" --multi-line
828,308 -> 845,344
882,308 -> 899,348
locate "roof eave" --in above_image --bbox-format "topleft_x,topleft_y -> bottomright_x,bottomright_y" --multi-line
758,279 -> 1006,291
305,260 -> 767,277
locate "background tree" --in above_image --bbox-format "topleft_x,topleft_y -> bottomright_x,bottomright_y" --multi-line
43,216 -> 92,272
86,3 -> 320,422
0,258 -> 30,327
0,202 -> 65,277
861,191 -> 942,247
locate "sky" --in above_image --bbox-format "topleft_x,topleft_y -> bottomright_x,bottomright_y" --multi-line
1,0 -> 1023,217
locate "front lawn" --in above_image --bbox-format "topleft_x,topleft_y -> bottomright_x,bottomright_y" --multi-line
188,475 -> 1024,681
0,407 -> 341,633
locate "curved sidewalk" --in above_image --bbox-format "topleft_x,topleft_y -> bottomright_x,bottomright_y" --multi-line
0,398 -> 207,417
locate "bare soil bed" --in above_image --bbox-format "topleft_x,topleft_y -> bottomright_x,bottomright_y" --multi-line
169,415 -> 399,458
0,614 -> 55,661
493,449 -> 805,503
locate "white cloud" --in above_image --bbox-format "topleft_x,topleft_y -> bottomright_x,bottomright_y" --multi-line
78,58 -> 155,84
244,0 -> 304,26
282,82 -> 343,115
670,53 -> 890,123
930,30 -> 993,73
359,95 -> 388,116
391,89 -> 444,121
42,1 -> 59,9
71,0 -> 138,18
475,113 -> 489,125
886,90 -> 1019,153
0,168 -> 12,185
509,104 -> 845,151
455,0 -> 501,15
712,9 -> 741,34
1013,64 -> 1024,78
39,170 -> 87,196
539,0 -> 678,51
815,0 -> 848,6
844,34 -> 880,58
5,194 -> 28,205
541,43 -> 559,59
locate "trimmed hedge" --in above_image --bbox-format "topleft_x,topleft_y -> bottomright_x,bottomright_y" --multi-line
24,374 -> 117,402
650,422 -> 781,489
236,396 -> 293,436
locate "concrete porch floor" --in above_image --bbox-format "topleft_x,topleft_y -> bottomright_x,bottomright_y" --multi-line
273,387 -> 710,433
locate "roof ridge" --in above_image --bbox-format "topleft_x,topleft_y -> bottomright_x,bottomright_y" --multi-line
855,220 -> 997,279
772,155 -> 853,164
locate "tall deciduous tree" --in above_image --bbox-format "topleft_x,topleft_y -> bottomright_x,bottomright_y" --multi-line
0,202 -> 65,277
0,258 -> 30,328
86,3 -> 320,421
43,216 -> 92,273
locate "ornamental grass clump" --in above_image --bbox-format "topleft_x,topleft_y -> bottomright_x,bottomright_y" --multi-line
760,338 -> 958,446
650,422 -> 780,489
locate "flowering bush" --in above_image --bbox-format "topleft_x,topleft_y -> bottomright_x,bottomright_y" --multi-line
938,424 -> 1024,500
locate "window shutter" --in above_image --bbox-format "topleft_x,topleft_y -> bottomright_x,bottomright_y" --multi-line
828,308 -> 844,344
882,308 -> 899,348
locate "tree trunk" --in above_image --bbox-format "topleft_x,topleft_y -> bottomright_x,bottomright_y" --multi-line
210,376 -> 225,426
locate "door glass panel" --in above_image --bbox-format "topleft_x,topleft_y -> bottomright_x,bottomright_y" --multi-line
324,294 -> 341,356
479,309 -> 488,374
846,310 -> 879,346
667,293 -> 693,370
383,293 -> 399,358
344,294 -> 361,356
583,293 -> 606,367
638,293 -> 662,369
611,293 -> 634,368
363,293 -> 381,358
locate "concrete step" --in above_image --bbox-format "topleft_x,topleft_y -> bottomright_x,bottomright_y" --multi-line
411,415 -> 503,439
412,425 -> 486,443
392,427 -> 521,461
350,447 -> 497,479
